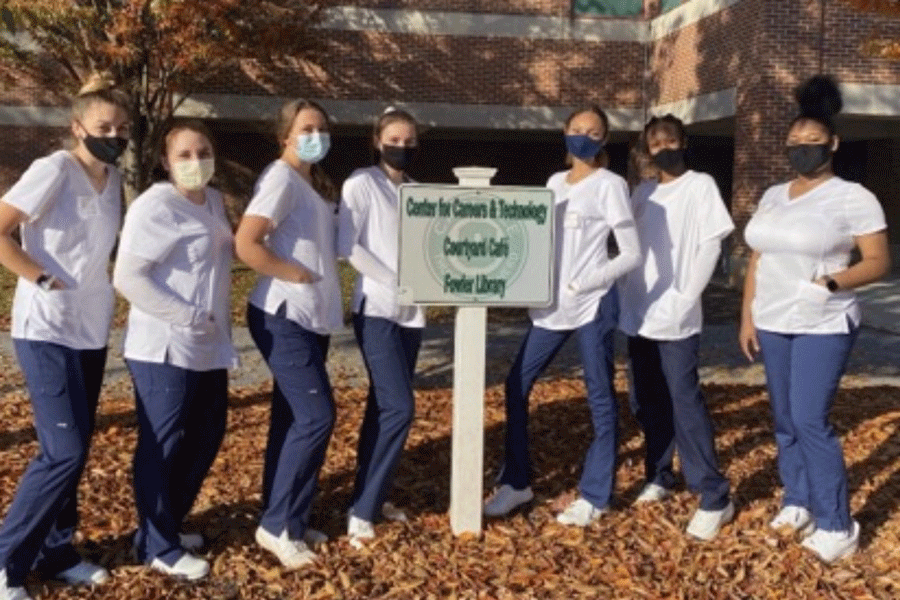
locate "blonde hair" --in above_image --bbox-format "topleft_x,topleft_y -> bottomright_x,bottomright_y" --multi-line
71,72 -> 130,121
275,98 -> 337,202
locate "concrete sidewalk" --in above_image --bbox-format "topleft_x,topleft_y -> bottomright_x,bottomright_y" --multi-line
1,282 -> 898,393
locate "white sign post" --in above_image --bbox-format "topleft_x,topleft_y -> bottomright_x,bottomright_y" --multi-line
398,168 -> 554,535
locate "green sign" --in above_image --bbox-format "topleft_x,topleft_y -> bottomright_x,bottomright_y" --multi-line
398,184 -> 555,306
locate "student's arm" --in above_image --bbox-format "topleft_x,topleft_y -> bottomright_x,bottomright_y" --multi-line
346,243 -> 397,287
113,251 -> 212,328
0,202 -> 64,289
235,215 -> 320,283
568,220 -> 641,294
337,179 -> 397,287
680,237 -> 722,303
815,230 -> 890,291
738,251 -> 761,362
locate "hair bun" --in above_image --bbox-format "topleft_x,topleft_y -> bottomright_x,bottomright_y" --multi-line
77,72 -> 117,96
795,75 -> 842,120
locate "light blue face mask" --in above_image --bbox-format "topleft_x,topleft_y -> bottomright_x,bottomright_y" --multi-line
296,132 -> 331,163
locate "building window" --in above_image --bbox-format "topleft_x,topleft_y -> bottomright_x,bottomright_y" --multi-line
659,0 -> 684,13
573,0 -> 644,17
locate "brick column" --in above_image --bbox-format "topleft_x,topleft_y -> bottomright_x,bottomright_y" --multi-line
729,0 -> 824,277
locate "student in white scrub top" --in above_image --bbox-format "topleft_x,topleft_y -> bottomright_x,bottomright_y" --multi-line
338,108 -> 424,546
483,105 -> 642,526
740,76 -> 889,563
113,119 -> 238,581
618,114 -> 734,541
0,75 -> 129,600
235,99 -> 342,569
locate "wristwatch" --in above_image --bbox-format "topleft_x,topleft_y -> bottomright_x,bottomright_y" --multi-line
823,275 -> 839,293
35,272 -> 56,291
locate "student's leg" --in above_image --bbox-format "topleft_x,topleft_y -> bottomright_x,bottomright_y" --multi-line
170,369 -> 229,529
129,359 -> 195,565
756,330 -> 809,510
36,346 -> 107,575
658,335 -> 730,510
256,313 -> 335,539
575,289 -> 619,508
627,336 -> 677,489
499,325 -> 571,490
790,330 -> 857,532
0,341 -> 96,585
349,315 -> 419,522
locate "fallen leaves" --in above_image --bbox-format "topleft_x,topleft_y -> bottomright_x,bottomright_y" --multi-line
1,345 -> 900,599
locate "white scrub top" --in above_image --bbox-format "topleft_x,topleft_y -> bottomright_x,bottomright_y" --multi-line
745,176 -> 886,334
5,150 -> 120,349
530,168 -> 637,330
338,165 -> 425,328
618,170 -> 735,340
120,182 -> 238,371
245,160 -> 343,335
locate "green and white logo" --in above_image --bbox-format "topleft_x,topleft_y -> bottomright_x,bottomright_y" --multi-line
424,191 -> 528,300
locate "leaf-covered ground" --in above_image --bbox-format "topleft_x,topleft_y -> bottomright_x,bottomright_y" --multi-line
1,350 -> 899,600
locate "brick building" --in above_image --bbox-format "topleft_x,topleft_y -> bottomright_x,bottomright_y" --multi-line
1,0 -> 899,270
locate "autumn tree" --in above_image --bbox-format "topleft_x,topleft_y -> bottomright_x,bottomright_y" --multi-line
0,0 -> 323,197
839,0 -> 900,58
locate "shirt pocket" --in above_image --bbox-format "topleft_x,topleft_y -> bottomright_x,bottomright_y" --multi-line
27,288 -> 80,336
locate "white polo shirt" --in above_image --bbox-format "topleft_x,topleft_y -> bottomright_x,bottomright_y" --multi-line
120,182 -> 238,371
245,160 -> 343,335
530,168 -> 638,330
618,170 -> 735,340
745,176 -> 886,334
338,166 -> 425,328
4,150 -> 120,349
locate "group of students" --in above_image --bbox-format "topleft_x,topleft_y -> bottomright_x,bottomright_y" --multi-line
483,74 -> 889,568
0,71 -> 889,598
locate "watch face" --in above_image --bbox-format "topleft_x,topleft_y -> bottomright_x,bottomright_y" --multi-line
826,278 -> 839,292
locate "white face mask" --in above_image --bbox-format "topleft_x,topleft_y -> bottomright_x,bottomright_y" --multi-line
171,158 -> 215,191
296,132 -> 330,164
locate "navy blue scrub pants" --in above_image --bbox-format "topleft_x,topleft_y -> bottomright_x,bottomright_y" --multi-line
349,311 -> 421,522
627,334 -> 730,510
127,359 -> 227,566
500,289 -> 619,509
247,303 -> 335,540
757,327 -> 857,532
0,340 -> 106,586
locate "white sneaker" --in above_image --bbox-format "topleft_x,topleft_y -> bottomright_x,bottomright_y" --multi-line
347,515 -> 376,549
381,502 -> 408,523
255,527 -> 316,569
304,527 -> 328,547
149,553 -> 209,580
769,505 -> 815,536
801,520 -> 860,563
54,561 -> 111,585
635,483 -> 671,503
556,497 -> 607,526
179,532 -> 204,552
483,485 -> 534,517
686,501 -> 735,540
1,569 -> 33,600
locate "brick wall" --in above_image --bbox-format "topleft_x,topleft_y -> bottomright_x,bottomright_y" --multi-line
0,126 -> 67,191
320,0 -> 573,15
200,31 -> 645,110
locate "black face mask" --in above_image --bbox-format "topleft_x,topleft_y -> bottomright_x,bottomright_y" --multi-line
84,135 -> 128,164
380,145 -> 416,172
651,148 -> 686,173
786,143 -> 831,176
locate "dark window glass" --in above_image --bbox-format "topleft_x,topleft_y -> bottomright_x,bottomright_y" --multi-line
573,0 -> 644,17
